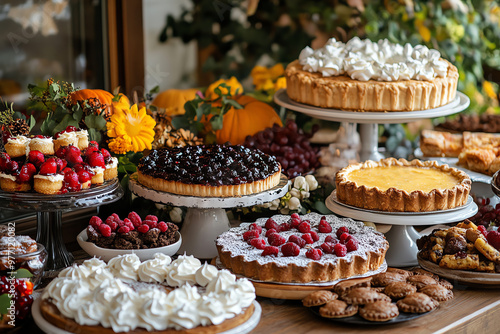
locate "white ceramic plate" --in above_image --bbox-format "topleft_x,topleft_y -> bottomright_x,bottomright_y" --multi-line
32,298 -> 261,334
77,229 -> 182,262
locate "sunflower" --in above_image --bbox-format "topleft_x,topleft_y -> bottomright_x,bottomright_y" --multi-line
107,104 -> 156,153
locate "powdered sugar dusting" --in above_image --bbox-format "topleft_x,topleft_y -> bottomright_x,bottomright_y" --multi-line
216,212 -> 387,267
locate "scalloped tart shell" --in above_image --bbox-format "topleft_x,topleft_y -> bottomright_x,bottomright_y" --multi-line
335,158 -> 471,212
285,59 -> 459,111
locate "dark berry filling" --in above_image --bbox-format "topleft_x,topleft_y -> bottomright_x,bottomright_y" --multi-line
138,144 -> 280,186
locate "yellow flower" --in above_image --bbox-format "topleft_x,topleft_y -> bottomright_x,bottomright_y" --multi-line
250,65 -> 269,88
269,63 -> 285,80
274,77 -> 287,91
483,81 -> 498,100
108,136 -> 133,154
251,64 -> 286,91
107,104 -> 156,152
415,19 -> 431,42
205,77 -> 243,100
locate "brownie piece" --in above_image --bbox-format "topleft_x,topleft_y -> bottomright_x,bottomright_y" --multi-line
95,232 -> 116,248
86,225 -> 100,243
114,231 -> 142,249
141,228 -> 160,247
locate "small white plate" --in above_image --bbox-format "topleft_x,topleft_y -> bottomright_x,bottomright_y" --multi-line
77,229 -> 182,262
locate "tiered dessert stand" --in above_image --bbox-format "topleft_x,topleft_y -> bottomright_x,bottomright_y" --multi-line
129,174 -> 290,259
0,179 -> 124,270
275,89 -> 476,266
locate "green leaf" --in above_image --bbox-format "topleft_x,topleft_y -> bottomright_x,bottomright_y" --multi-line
0,294 -> 11,315
94,115 -> 107,131
72,106 -> 83,122
224,99 -> 243,109
52,115 -> 72,134
149,85 -> 160,94
87,128 -> 102,142
28,84 -> 44,97
13,268 -> 33,278
210,115 -> 224,131
28,115 -> 36,131
172,117 -> 189,131
314,201 -> 332,214
84,115 -> 97,128
121,173 -> 130,192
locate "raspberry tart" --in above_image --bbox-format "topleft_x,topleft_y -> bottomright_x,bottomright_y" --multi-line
33,158 -> 64,194
335,158 -> 471,212
216,213 -> 388,283
40,254 -> 256,333
137,144 -> 281,197
286,37 -> 458,111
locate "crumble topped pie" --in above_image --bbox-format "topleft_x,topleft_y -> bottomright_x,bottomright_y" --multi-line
40,254 -> 256,333
335,158 -> 471,212
286,38 -> 458,111
137,144 -> 281,197
216,212 -> 388,283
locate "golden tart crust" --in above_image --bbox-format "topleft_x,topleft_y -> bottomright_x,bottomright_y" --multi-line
285,59 -> 459,112
335,158 -> 471,212
138,168 -> 281,197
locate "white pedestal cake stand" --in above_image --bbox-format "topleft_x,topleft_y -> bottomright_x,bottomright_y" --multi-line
274,89 -> 470,161
326,191 -> 478,267
129,174 -> 290,259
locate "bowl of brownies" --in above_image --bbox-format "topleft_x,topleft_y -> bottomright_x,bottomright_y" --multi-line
77,211 -> 181,261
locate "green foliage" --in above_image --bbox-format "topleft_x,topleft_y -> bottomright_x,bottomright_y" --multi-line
172,83 -> 242,143
161,0 -> 500,111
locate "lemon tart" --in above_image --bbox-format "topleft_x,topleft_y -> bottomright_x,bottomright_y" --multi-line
285,38 -> 459,112
335,158 -> 471,212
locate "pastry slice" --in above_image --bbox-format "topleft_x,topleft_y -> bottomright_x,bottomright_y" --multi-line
302,290 -> 338,307
407,275 -> 438,290
342,287 -> 390,305
397,292 -> 439,313
384,282 -> 417,299
419,285 -> 454,302
359,301 -> 399,322
319,300 -> 358,318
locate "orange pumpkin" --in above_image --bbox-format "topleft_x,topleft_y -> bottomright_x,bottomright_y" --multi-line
215,95 -> 283,145
71,89 -> 130,116
151,88 -> 199,116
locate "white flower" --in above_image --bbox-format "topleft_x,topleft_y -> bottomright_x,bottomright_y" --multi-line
290,188 -> 301,199
259,202 -> 272,209
269,199 -> 280,211
305,175 -> 318,191
288,197 -> 301,211
300,190 -> 310,199
293,176 -> 309,191
169,207 -> 183,223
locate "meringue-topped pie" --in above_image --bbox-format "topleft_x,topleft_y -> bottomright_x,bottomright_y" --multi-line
335,158 -> 471,212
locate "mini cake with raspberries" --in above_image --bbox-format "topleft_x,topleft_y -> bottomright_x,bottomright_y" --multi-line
86,211 -> 179,250
53,126 -> 79,151
4,135 -> 30,158
216,212 -> 389,283
33,158 -> 65,194
28,135 -> 54,155
0,153 -> 36,192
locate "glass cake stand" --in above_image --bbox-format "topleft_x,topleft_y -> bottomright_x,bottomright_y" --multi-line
0,179 -> 124,270
274,89 -> 470,162
326,191 -> 478,267
129,173 -> 290,259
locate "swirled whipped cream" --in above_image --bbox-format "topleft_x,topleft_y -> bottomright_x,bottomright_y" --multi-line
7,135 -> 30,145
105,157 -> 118,169
299,37 -> 449,81
42,254 -> 256,332
55,131 -> 77,142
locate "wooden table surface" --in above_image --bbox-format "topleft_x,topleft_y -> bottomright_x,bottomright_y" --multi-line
252,284 -> 500,334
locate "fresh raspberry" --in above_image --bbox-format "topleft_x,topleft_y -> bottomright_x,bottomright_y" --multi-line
281,242 -> 300,257
336,226 -> 349,239
124,220 -> 135,231
265,218 -> 279,231
144,219 -> 158,229
487,231 -> 500,250
301,233 -> 314,244
39,160 -> 57,175
321,216 -> 326,220
145,215 -> 158,222
318,220 -> 332,233
310,230 -> 319,242
65,125 -> 77,132
116,219 -> 125,227
288,235 -> 306,248
265,228 -> 277,237
84,146 -> 99,158
64,170 -> 81,191
87,151 -> 105,168
278,222 -> 291,232
290,213 -> 300,220
306,249 -> 323,260
298,221 -> 311,233
105,216 -> 115,225
128,211 -> 142,227
89,141 -> 99,148
340,233 -> 352,244
100,148 -> 111,160
290,217 -> 301,228
334,243 -> 347,257
321,242 -> 336,254
243,230 -> 260,242
110,213 -> 120,221
117,226 -> 130,234
268,233 -> 286,247
6,160 -> 18,173
325,235 -> 338,244
65,146 -> 83,166
261,246 -> 279,257
250,238 -> 266,249
18,163 -> 36,182
478,225 -> 488,238
0,153 -> 10,171
89,216 -> 102,229
157,221 -> 168,232
248,223 -> 262,233
98,224 -> 112,237
55,158 -> 67,173
28,150 -> 44,167
55,147 -> 67,159
346,238 -> 359,252
77,170 -> 91,183
63,167 -> 73,174
137,224 -> 150,233
107,220 -> 118,231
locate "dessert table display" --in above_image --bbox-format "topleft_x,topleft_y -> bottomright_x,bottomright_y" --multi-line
0,179 -> 124,270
